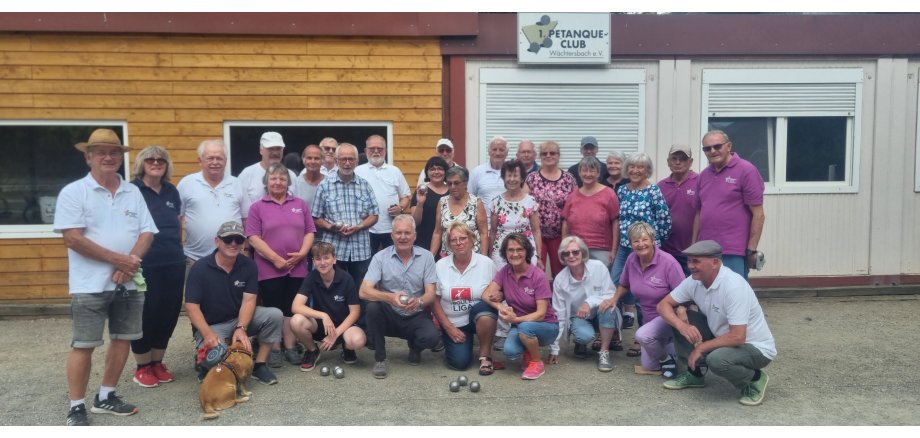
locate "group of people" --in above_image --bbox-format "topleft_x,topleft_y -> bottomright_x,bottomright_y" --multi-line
56,127 -> 776,426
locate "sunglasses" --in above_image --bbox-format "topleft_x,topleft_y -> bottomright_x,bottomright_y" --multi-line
702,143 -> 727,153
562,250 -> 581,258
144,157 -> 166,165
220,235 -> 245,245
540,151 -> 559,157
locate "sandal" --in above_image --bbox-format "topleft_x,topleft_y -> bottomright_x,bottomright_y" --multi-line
479,356 -> 495,376
627,342 -> 641,357
591,336 -> 602,352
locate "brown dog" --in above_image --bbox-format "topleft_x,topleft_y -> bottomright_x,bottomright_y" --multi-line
199,340 -> 254,420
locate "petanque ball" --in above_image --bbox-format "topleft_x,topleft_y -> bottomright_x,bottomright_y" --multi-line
399,295 -> 410,305
469,381 -> 481,392
320,366 -> 331,376
449,380 -> 460,392
457,375 -> 468,386
333,366 -> 345,379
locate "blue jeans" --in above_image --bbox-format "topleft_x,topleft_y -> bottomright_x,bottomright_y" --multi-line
721,255 -> 749,280
610,245 -> 636,306
503,321 -> 560,361
442,301 -> 497,370
570,307 -> 621,344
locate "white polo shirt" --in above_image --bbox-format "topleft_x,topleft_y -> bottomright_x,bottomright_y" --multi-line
237,162 -> 297,215
468,162 -> 505,228
53,173 -> 158,294
550,259 -> 616,355
669,264 -> 777,359
435,253 -> 496,328
177,171 -> 246,261
354,162 -> 410,234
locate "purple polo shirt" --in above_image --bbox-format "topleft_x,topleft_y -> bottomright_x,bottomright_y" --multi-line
493,264 -> 558,324
694,153 -> 764,256
658,171 -> 699,258
245,194 -> 317,281
619,248 -> 685,322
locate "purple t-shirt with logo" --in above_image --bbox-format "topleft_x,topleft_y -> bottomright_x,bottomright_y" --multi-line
246,195 -> 317,280
694,153 -> 764,256
619,249 -> 686,322
658,171 -> 699,258
494,264 -> 558,324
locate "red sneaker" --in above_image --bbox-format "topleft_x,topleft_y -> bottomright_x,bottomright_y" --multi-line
522,360 -> 545,380
151,362 -> 175,383
133,365 -> 159,388
520,351 -> 532,371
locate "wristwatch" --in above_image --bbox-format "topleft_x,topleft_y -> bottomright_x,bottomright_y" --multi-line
745,248 -> 757,256
235,325 -> 247,332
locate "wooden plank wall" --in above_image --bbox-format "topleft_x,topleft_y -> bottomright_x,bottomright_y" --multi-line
0,33 -> 443,301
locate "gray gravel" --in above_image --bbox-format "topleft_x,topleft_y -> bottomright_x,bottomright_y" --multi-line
1,295 -> 918,425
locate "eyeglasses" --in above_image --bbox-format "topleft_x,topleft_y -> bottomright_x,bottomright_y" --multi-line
336,157 -> 357,163
220,235 -> 245,245
322,147 -> 336,152
446,180 -> 465,186
144,158 -> 167,165
540,151 -> 559,157
668,155 -> 690,162
702,143 -> 726,153
449,236 -> 469,244
561,250 -> 580,258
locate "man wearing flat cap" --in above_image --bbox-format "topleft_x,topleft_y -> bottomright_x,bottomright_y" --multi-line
55,128 -> 158,425
656,240 -> 776,406
185,221 -> 283,386
567,136 -> 609,187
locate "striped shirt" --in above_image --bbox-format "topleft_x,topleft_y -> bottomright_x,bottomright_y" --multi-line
311,172 -> 378,262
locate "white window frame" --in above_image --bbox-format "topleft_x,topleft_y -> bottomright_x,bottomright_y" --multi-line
702,68 -> 863,194
222,121 -> 395,174
478,67 -> 646,166
0,120 -> 128,239
915,68 -> 920,192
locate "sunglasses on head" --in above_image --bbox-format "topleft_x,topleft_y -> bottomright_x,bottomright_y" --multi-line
702,143 -> 726,153
220,235 -> 245,245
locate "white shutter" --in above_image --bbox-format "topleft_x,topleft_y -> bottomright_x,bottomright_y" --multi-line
480,69 -> 645,170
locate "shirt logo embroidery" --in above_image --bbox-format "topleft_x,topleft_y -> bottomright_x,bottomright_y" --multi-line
334,295 -> 345,302
165,201 -> 176,209
223,192 -> 235,198
725,176 -> 737,184
291,207 -> 303,214
523,287 -> 535,296
234,280 -> 246,288
123,209 -> 138,218
649,275 -> 665,286
451,287 -> 472,302
686,189 -> 695,196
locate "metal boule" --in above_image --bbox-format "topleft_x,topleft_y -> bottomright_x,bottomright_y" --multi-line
320,366 -> 331,376
469,381 -> 481,392
449,380 -> 460,392
457,375 -> 468,386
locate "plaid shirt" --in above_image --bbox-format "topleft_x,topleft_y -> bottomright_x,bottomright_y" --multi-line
311,172 -> 378,262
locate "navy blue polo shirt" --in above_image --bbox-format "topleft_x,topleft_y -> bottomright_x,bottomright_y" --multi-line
186,252 -> 260,325
132,179 -> 184,267
297,266 -> 359,325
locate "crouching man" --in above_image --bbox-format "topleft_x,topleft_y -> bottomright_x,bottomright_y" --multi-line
657,240 -> 776,406
291,242 -> 367,371
185,221 -> 283,385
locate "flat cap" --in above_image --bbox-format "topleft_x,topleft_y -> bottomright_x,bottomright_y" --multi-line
682,240 -> 722,257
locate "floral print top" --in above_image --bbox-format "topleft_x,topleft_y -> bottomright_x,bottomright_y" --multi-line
616,183 -> 672,248
438,194 -> 482,257
525,170 -> 577,240
489,193 -> 538,259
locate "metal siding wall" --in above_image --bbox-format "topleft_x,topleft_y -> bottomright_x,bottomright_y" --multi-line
900,62 -> 920,274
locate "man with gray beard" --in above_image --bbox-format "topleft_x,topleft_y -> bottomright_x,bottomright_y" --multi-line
355,134 -> 411,254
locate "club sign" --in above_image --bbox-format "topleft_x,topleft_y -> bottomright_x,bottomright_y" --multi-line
517,13 -> 611,65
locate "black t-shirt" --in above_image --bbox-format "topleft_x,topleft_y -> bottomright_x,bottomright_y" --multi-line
297,266 -> 359,325
132,179 -> 184,267
185,253 -> 259,325
410,187 -> 447,254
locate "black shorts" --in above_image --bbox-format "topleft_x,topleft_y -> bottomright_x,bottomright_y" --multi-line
259,275 -> 303,317
313,322 -> 345,349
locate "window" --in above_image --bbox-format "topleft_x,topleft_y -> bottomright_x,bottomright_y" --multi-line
0,121 -> 127,238
703,68 -> 863,193
224,122 -> 392,176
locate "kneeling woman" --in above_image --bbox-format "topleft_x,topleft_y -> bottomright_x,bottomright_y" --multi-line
549,235 -> 620,372
483,233 -> 559,380
431,222 -> 501,375
290,242 -> 367,371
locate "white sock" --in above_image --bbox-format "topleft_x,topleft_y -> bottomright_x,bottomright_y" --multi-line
98,386 -> 115,401
70,399 -> 85,409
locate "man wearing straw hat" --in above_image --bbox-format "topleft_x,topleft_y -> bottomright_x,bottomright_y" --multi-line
54,128 -> 158,425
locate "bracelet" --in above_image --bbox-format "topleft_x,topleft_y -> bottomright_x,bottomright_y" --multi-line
235,325 -> 247,331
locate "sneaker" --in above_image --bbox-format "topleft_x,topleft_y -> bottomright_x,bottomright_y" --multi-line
373,360 -> 388,379
597,350 -> 613,372
520,350 -> 532,370
431,339 -> 446,352
663,371 -> 706,390
285,348 -> 302,365
522,360 -> 545,380
739,371 -> 770,406
66,403 -> 89,426
659,356 -> 678,379
622,313 -> 635,329
574,342 -> 588,359
493,336 -> 506,351
300,347 -> 320,372
341,348 -> 358,364
91,392 -> 138,416
133,365 -> 159,388
150,362 -> 175,383
251,364 -> 278,385
408,348 -> 421,365
267,349 -> 283,368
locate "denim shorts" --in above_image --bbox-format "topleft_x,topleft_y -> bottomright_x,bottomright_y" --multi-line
71,289 -> 144,348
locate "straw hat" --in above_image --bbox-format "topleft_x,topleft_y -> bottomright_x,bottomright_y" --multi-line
74,128 -> 129,153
